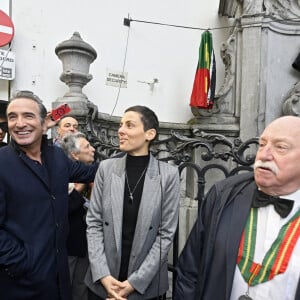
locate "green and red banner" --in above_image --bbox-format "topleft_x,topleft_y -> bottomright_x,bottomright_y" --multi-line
190,31 -> 216,109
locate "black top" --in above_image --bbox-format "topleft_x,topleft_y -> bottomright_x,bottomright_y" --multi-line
119,153 -> 150,281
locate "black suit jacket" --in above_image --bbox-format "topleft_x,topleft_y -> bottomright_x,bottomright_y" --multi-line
0,138 -> 98,300
174,172 -> 300,300
67,189 -> 87,257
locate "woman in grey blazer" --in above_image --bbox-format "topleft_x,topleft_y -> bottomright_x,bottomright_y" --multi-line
85,106 -> 180,300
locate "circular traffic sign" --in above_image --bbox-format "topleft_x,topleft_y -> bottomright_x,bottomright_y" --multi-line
0,10 -> 14,47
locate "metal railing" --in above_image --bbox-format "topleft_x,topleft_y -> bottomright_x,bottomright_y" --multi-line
83,106 -> 259,297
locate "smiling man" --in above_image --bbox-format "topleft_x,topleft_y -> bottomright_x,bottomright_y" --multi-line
0,90 -> 98,300
175,116 -> 300,300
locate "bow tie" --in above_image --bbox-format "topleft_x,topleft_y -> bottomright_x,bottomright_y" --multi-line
252,189 -> 294,218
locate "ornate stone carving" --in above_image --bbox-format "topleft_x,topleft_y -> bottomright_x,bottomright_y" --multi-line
240,0 -> 264,15
55,32 -> 97,100
264,0 -> 300,18
282,81 -> 300,116
53,32 -> 97,116
237,0 -> 300,17
215,33 -> 236,115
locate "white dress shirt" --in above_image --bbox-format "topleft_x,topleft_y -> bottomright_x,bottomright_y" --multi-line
230,189 -> 300,300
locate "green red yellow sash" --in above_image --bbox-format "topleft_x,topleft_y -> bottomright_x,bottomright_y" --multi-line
237,207 -> 300,286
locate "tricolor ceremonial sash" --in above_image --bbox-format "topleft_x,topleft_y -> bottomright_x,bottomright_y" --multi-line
237,208 -> 300,286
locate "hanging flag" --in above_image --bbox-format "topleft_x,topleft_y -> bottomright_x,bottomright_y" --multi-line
190,30 -> 216,109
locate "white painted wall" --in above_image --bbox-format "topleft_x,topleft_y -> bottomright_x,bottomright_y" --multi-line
1,0 -> 232,123
0,0 -> 10,100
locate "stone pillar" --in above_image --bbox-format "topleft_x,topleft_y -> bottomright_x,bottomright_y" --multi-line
239,14 -> 264,140
53,32 -> 97,116
217,0 -> 300,140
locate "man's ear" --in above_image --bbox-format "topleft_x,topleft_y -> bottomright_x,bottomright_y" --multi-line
146,128 -> 156,142
56,126 -> 61,136
70,152 -> 79,161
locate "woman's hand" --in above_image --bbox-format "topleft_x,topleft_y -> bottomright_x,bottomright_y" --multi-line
117,280 -> 135,298
101,275 -> 126,300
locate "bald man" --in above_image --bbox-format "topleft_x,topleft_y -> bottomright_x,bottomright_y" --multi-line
175,116 -> 300,300
54,116 -> 79,147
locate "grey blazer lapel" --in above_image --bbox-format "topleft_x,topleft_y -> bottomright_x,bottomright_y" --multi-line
110,156 -> 126,255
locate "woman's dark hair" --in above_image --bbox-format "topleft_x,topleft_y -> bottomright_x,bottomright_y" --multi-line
9,90 -> 47,123
125,105 -> 159,141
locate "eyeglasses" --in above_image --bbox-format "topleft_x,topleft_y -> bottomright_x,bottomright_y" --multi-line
0,122 -> 8,132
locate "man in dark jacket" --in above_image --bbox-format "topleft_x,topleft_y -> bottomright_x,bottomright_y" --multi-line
0,90 -> 98,300
61,131 -> 95,300
175,116 -> 300,300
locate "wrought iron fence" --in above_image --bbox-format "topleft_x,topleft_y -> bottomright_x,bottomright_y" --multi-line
84,106 -> 259,297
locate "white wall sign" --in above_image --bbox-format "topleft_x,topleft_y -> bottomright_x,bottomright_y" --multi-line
106,69 -> 127,88
0,49 -> 15,80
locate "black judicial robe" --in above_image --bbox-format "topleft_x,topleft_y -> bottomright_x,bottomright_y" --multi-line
174,172 -> 300,300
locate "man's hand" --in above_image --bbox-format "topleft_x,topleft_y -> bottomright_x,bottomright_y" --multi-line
74,183 -> 86,193
45,112 -> 59,130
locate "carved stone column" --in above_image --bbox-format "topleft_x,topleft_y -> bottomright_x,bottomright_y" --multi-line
53,32 -> 97,116
217,0 -> 300,140
238,14 -> 264,140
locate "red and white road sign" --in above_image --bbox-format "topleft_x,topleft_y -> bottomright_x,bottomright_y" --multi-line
0,10 -> 14,47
